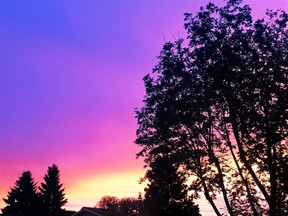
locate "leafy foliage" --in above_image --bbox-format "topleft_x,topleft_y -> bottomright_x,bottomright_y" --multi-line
97,196 -> 119,211
135,0 -> 288,215
96,194 -> 145,214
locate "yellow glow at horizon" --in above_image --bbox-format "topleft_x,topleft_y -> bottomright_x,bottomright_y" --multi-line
65,170 -> 146,211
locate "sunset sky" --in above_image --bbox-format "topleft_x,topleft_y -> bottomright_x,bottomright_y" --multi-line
0,0 -> 287,214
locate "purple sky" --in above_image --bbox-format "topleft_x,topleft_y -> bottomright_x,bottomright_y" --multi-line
0,0 -> 287,214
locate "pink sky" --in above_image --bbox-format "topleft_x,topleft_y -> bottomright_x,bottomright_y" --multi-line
0,0 -> 287,214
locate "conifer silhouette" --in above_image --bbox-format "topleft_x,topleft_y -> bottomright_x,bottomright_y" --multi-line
39,164 -> 67,216
2,171 -> 39,216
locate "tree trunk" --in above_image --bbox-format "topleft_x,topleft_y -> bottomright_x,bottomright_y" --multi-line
226,90 -> 270,203
223,120 -> 259,216
200,175 -> 222,216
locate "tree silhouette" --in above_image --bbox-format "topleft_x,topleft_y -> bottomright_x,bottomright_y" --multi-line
119,197 -> 138,214
96,195 -> 146,214
135,0 -> 288,215
39,164 -> 67,216
2,171 -> 40,216
144,156 -> 200,216
96,196 -> 119,211
136,192 -> 145,214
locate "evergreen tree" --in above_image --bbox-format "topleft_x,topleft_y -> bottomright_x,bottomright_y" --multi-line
144,156 -> 200,216
2,171 -> 39,216
39,164 -> 67,216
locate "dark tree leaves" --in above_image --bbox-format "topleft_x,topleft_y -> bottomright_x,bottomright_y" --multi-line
136,0 -> 288,215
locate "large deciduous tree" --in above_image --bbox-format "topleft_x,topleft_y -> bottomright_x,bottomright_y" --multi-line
96,196 -> 119,211
2,171 -> 40,216
135,0 -> 288,215
39,164 -> 67,216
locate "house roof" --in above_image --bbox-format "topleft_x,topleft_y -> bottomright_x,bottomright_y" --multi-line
64,210 -> 77,216
72,207 -> 130,216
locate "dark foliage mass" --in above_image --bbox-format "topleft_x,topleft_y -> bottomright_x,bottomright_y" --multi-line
39,165 -> 68,216
97,195 -> 119,211
144,156 -> 200,216
2,165 -> 67,216
135,0 -> 288,215
96,193 -> 145,214
2,171 -> 40,216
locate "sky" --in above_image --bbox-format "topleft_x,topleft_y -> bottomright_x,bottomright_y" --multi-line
0,0 -> 287,215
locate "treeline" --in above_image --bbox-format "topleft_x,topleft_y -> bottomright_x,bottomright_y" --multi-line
96,194 -> 145,214
2,164 -> 67,216
96,192 -> 200,216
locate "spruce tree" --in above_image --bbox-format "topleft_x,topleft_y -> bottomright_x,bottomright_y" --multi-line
39,164 -> 67,216
144,156 -> 200,216
2,171 -> 39,216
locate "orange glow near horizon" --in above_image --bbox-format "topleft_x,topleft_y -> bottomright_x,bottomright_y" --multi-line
65,170 -> 146,211
0,168 -> 146,212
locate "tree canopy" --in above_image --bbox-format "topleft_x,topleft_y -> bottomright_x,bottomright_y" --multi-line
135,0 -> 288,215
2,171 -> 40,216
97,196 -> 119,211
96,194 -> 145,214
39,164 -> 67,216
